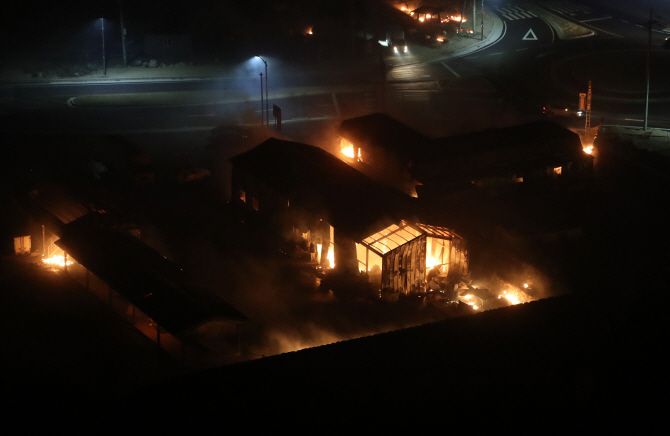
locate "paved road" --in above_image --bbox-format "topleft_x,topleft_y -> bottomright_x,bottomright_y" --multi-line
2,0 -> 670,144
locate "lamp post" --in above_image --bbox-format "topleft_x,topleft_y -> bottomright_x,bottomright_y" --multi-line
259,72 -> 264,125
101,17 -> 106,75
119,0 -> 127,67
256,56 -> 268,127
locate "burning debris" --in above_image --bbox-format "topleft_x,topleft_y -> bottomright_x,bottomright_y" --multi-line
42,254 -> 73,267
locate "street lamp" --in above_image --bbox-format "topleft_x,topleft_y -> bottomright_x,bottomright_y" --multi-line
100,17 -> 106,75
256,56 -> 268,127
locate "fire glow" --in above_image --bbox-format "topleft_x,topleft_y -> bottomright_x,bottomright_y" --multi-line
340,137 -> 361,161
583,145 -> 594,154
42,255 -> 72,267
497,284 -> 532,306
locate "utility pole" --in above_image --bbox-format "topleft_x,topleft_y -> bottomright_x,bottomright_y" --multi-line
481,0 -> 484,40
473,0 -> 476,35
585,80 -> 592,134
119,0 -> 127,67
640,9 -> 666,130
351,0 -> 356,56
645,8 -> 652,131
101,17 -> 106,75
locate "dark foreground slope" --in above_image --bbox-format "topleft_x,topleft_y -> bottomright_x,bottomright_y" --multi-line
119,290 -> 664,429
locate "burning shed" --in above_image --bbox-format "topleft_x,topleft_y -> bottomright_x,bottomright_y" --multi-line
358,220 -> 467,295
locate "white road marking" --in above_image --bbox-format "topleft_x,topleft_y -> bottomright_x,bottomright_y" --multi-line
516,48 -> 528,51
581,16 -> 611,22
490,52 -> 503,56
625,118 -> 644,122
523,29 -> 539,40
441,62 -> 460,77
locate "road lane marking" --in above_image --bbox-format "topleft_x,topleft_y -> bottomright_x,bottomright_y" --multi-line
581,16 -> 611,22
441,62 -> 460,77
465,56 -> 479,59
516,48 -> 528,51
625,118 -> 644,122
490,52 -> 503,56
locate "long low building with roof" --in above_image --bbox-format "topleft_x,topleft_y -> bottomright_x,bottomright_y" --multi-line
337,113 -> 593,196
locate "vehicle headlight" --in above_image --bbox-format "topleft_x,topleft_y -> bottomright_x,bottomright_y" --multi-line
394,46 -> 398,52
404,46 -> 408,52
577,111 -> 583,116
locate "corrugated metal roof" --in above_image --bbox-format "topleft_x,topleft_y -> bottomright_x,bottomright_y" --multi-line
28,186 -> 90,226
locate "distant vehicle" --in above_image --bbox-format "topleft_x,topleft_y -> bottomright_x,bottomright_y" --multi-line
543,103 -> 583,118
392,38 -> 409,54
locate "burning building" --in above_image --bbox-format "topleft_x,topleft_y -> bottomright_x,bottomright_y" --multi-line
338,113 -> 429,196
357,220 -> 467,295
16,185 -> 246,361
230,138 -> 413,270
230,138 -> 469,297
338,113 -> 593,197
